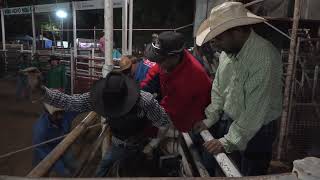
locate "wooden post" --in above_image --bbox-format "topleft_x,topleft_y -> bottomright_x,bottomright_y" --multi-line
277,0 -> 301,160
74,125 -> 110,177
27,112 -> 97,177
101,117 -> 112,158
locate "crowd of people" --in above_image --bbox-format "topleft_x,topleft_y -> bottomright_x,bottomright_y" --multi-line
22,2 -> 283,177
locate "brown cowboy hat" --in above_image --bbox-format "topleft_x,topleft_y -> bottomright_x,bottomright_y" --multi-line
113,56 -> 133,72
90,72 -> 139,118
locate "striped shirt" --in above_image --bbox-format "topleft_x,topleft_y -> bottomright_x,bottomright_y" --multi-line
203,31 -> 283,152
43,88 -> 170,146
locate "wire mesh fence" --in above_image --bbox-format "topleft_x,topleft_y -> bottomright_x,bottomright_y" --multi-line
279,37 -> 320,162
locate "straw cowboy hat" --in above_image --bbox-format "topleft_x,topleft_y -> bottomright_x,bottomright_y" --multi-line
196,2 -> 266,46
43,103 -> 63,115
90,72 -> 139,118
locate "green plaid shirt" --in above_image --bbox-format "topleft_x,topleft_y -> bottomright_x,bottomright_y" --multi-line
203,31 -> 283,152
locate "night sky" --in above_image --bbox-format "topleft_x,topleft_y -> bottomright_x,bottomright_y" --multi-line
2,0 -> 195,49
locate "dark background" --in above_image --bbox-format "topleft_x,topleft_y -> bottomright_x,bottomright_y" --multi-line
1,0 -> 195,50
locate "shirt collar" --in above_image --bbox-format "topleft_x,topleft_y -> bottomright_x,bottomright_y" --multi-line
235,30 -> 256,61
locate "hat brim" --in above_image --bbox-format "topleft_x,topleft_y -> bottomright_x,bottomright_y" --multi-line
113,63 -> 132,72
90,76 -> 139,118
196,12 -> 265,46
144,43 -> 162,62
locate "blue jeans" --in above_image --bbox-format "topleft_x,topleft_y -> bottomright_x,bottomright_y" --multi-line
95,144 -> 140,177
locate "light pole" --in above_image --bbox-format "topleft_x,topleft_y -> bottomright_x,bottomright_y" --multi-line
56,10 -> 67,47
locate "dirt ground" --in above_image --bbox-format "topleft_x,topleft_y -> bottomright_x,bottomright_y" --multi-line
0,76 -> 42,176
0,76 -> 101,177
0,76 -> 291,177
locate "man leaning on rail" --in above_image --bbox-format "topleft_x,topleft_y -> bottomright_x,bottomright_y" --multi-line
23,67 -> 171,177
193,2 -> 283,176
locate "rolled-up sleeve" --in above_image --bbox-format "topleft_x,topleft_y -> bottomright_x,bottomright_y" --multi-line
140,91 -> 171,128
203,62 -> 224,128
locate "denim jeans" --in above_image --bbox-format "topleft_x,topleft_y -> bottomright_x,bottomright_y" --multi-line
95,143 -> 140,177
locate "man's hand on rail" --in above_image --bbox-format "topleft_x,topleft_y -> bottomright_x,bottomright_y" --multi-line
143,143 -> 154,160
193,121 -> 208,134
204,139 -> 225,154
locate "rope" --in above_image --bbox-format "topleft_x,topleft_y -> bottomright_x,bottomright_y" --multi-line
264,21 -> 292,40
174,24 -> 193,31
244,0 -> 265,7
0,123 -> 101,160
40,23 -> 194,32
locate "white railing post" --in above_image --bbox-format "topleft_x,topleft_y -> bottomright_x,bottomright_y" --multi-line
1,9 -> 6,51
31,6 -> 36,56
72,2 -> 77,59
128,0 -> 133,55
70,49 -> 74,95
121,0 -> 128,55
200,130 -> 242,177
102,0 -> 114,78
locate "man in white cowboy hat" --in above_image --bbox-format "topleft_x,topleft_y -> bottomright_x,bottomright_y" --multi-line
193,2 -> 283,176
32,103 -> 79,176
24,69 -> 171,177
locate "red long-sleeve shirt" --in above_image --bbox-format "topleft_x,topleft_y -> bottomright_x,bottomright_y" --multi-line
141,50 -> 212,132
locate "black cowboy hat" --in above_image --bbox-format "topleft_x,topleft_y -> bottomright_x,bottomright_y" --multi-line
145,31 -> 185,63
90,72 -> 139,118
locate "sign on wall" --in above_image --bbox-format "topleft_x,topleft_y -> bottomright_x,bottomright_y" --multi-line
74,0 -> 124,10
34,2 -> 70,13
4,6 -> 32,15
2,0 -> 125,15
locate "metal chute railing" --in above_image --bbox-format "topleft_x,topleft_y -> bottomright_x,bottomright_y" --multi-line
180,130 -> 242,177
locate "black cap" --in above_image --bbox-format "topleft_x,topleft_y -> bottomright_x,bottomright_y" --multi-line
145,31 -> 185,62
